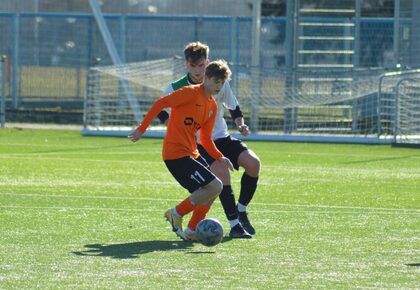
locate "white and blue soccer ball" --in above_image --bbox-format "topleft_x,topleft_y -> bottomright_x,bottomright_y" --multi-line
195,218 -> 224,247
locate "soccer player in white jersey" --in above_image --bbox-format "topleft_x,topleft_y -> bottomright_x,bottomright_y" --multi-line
158,42 -> 261,239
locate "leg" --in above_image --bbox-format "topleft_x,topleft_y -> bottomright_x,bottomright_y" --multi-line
189,178 -> 222,205
180,179 -> 223,241
237,149 -> 260,235
209,158 -> 231,185
184,196 -> 217,240
212,137 -> 260,209
210,161 -> 237,221
164,157 -> 221,240
238,149 -> 260,206
196,146 -> 248,239
206,137 -> 256,237
199,144 -> 240,225
238,148 -> 260,178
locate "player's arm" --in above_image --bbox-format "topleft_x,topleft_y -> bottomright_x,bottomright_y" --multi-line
129,87 -> 192,142
229,105 -> 249,136
128,96 -> 171,142
221,81 -> 250,136
157,84 -> 174,124
127,128 -> 143,142
200,108 -> 234,171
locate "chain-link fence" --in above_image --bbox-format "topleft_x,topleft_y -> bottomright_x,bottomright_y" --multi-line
0,0 -> 419,143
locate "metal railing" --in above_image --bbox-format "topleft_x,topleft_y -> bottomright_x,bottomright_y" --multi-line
0,54 -> 6,128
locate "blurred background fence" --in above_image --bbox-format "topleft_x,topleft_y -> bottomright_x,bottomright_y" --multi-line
0,0 -> 419,142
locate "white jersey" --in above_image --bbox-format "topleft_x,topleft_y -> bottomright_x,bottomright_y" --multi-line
163,79 -> 239,141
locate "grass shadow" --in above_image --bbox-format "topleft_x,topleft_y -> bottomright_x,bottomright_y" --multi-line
71,238 -> 235,259
72,240 -> 196,259
405,263 -> 420,267
72,236 -> 234,259
185,237 -> 233,254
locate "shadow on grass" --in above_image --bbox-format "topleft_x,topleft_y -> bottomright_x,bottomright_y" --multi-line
184,237 -> 233,254
71,238 -> 231,259
405,263 -> 420,267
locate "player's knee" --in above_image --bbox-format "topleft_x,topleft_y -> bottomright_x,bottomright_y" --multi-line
251,156 -> 261,176
243,152 -> 261,177
206,177 -> 223,198
210,162 -> 231,184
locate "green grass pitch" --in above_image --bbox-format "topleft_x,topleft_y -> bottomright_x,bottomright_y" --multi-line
0,128 -> 419,289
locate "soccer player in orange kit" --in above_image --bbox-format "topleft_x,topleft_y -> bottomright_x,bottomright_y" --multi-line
128,60 -> 234,241
159,42 -> 260,238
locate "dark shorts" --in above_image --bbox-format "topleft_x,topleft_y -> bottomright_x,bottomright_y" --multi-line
198,135 -> 248,170
164,156 -> 216,193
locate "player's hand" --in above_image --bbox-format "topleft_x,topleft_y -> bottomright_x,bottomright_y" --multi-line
238,124 -> 250,136
218,156 -> 234,172
128,128 -> 142,142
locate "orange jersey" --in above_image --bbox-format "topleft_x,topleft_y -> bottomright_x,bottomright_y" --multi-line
137,84 -> 223,161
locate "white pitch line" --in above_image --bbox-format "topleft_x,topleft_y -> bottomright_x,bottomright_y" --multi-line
0,192 -> 180,202
255,209 -> 420,216
1,192 -> 418,214
0,205 -> 152,212
0,142 -> 76,147
277,151 -> 420,159
0,205 -> 418,216
0,155 -> 162,164
0,179 -> 176,187
264,164 -> 420,175
0,151 -> 160,157
0,142 -> 157,149
0,151 -> 158,156
260,202 -> 420,213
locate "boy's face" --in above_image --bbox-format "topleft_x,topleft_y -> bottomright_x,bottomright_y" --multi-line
203,76 -> 225,96
185,58 -> 209,84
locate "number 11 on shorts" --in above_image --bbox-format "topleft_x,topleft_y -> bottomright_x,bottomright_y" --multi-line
190,171 -> 205,184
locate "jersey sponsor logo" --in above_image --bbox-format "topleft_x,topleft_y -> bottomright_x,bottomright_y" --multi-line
184,117 -> 201,130
184,117 -> 193,126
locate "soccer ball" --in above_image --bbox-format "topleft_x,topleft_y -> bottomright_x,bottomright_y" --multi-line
195,218 -> 224,247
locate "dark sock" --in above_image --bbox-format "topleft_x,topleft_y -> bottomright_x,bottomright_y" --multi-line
238,173 -> 259,206
219,185 -> 238,221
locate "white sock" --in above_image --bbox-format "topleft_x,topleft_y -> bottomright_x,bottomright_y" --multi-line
173,208 -> 181,217
185,227 -> 195,234
229,219 -> 240,228
237,202 -> 247,213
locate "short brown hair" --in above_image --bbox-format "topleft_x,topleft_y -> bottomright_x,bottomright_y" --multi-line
205,60 -> 231,82
183,41 -> 209,64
